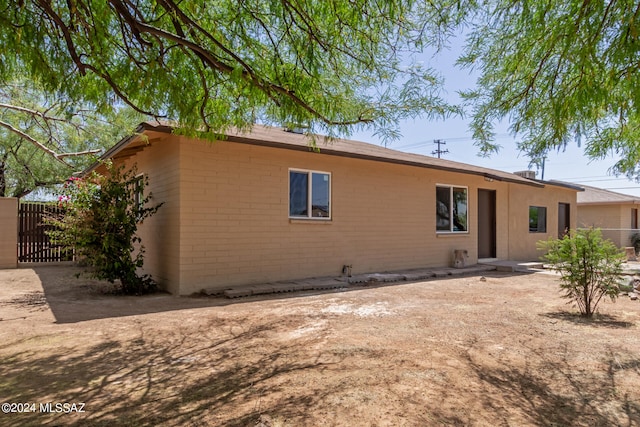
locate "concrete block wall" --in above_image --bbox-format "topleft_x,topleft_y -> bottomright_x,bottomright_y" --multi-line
114,134 -> 182,295
176,137 -> 514,294
0,198 -> 18,269
507,184 -> 577,260
105,132 -> 579,295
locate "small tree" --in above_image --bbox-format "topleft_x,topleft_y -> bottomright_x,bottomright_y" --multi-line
539,228 -> 624,317
48,163 -> 163,295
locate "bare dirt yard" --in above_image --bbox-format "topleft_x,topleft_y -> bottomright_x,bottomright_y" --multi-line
0,265 -> 639,427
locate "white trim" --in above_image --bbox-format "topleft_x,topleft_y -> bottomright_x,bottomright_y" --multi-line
288,168 -> 332,220
133,173 -> 145,211
435,184 -> 469,234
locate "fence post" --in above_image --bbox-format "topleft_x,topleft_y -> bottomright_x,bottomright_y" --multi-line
0,197 -> 18,269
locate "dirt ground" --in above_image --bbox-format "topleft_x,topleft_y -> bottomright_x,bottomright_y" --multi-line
0,266 -> 639,427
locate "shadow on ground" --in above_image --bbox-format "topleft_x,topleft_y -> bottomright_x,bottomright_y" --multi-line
464,340 -> 640,427
28,265 -> 527,324
542,311 -> 636,329
2,321 -> 639,426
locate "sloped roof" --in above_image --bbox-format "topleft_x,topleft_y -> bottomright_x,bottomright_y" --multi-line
577,183 -> 640,205
87,121 -> 578,191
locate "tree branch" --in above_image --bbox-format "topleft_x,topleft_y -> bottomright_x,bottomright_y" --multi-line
57,149 -> 102,158
0,119 -> 71,167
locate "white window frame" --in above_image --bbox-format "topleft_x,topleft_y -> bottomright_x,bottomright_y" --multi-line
133,173 -> 144,212
436,184 -> 469,234
288,168 -> 331,220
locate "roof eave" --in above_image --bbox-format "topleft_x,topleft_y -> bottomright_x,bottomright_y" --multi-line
86,123 -> 545,188
224,134 -> 545,188
78,122 -> 174,177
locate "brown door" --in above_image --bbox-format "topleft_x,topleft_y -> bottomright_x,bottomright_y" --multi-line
558,203 -> 570,238
478,189 -> 497,258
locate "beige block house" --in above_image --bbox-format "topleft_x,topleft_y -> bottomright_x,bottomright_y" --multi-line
576,184 -> 640,248
89,123 -> 579,295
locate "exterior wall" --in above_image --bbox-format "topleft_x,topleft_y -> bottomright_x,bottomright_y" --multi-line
113,134 -> 182,294
577,204 -> 636,248
0,197 -> 18,269
174,136 -> 558,295
108,134 -> 579,295
507,185 -> 578,261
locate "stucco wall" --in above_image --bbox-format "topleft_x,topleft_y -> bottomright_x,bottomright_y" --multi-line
507,184 -> 578,261
0,198 -> 18,269
577,204 -> 635,247
578,204 -> 623,229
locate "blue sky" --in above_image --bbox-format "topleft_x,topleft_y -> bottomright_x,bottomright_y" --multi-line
351,34 -> 640,197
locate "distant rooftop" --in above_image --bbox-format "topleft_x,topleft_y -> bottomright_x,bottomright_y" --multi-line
577,184 -> 640,205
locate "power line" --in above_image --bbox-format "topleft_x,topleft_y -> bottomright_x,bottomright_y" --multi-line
557,174 -> 616,180
393,133 -> 513,151
600,186 -> 640,190
569,178 -> 632,183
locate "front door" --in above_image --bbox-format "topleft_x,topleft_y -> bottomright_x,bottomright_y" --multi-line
558,203 -> 570,238
478,189 -> 497,258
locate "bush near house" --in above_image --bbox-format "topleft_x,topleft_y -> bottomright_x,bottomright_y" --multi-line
538,228 -> 624,318
47,163 -> 163,295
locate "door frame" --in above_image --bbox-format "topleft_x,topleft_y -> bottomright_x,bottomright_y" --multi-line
477,189 -> 497,259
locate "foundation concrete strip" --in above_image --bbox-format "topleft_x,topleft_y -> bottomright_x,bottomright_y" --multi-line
249,285 -> 275,295
431,270 -> 452,278
402,270 -> 436,281
366,273 -> 407,283
224,288 -> 252,298
222,264 -> 499,298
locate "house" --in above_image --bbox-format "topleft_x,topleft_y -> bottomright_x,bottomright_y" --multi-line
87,122 -> 580,295
576,184 -> 640,248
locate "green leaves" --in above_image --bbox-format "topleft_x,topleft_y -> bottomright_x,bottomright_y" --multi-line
47,164 -> 163,295
0,78 -> 142,197
459,0 -> 640,177
539,228 -> 624,317
0,0 -> 455,141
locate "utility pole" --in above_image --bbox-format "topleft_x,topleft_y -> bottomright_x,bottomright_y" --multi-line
431,139 -> 449,158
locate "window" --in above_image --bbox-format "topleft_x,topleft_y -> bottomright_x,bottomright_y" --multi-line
133,174 -> 144,212
289,169 -> 331,219
632,208 -> 638,229
529,206 -> 547,232
436,185 -> 468,232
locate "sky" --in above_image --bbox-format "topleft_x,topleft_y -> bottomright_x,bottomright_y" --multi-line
350,33 -> 640,198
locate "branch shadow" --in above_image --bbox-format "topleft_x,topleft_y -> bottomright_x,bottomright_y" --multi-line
0,317 -> 346,427
464,340 -> 640,427
541,311 -> 636,329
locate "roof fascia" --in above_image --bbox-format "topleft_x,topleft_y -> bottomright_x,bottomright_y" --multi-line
87,123 -> 545,188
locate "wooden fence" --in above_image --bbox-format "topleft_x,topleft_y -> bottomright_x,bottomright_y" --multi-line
18,202 -> 72,263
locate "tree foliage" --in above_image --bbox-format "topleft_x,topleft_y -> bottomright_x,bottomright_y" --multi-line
539,228 -> 624,318
0,0 -> 461,142
47,163 -> 163,295
0,78 -> 142,197
459,0 -> 640,177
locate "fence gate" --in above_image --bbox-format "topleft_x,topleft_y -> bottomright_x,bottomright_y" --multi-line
18,202 -> 72,263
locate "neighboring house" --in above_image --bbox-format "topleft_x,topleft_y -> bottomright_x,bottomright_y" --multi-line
576,184 -> 640,248
87,122 -> 580,295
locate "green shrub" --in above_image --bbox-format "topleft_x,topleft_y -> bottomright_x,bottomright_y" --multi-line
47,163 -> 163,295
630,232 -> 640,255
539,228 -> 624,317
